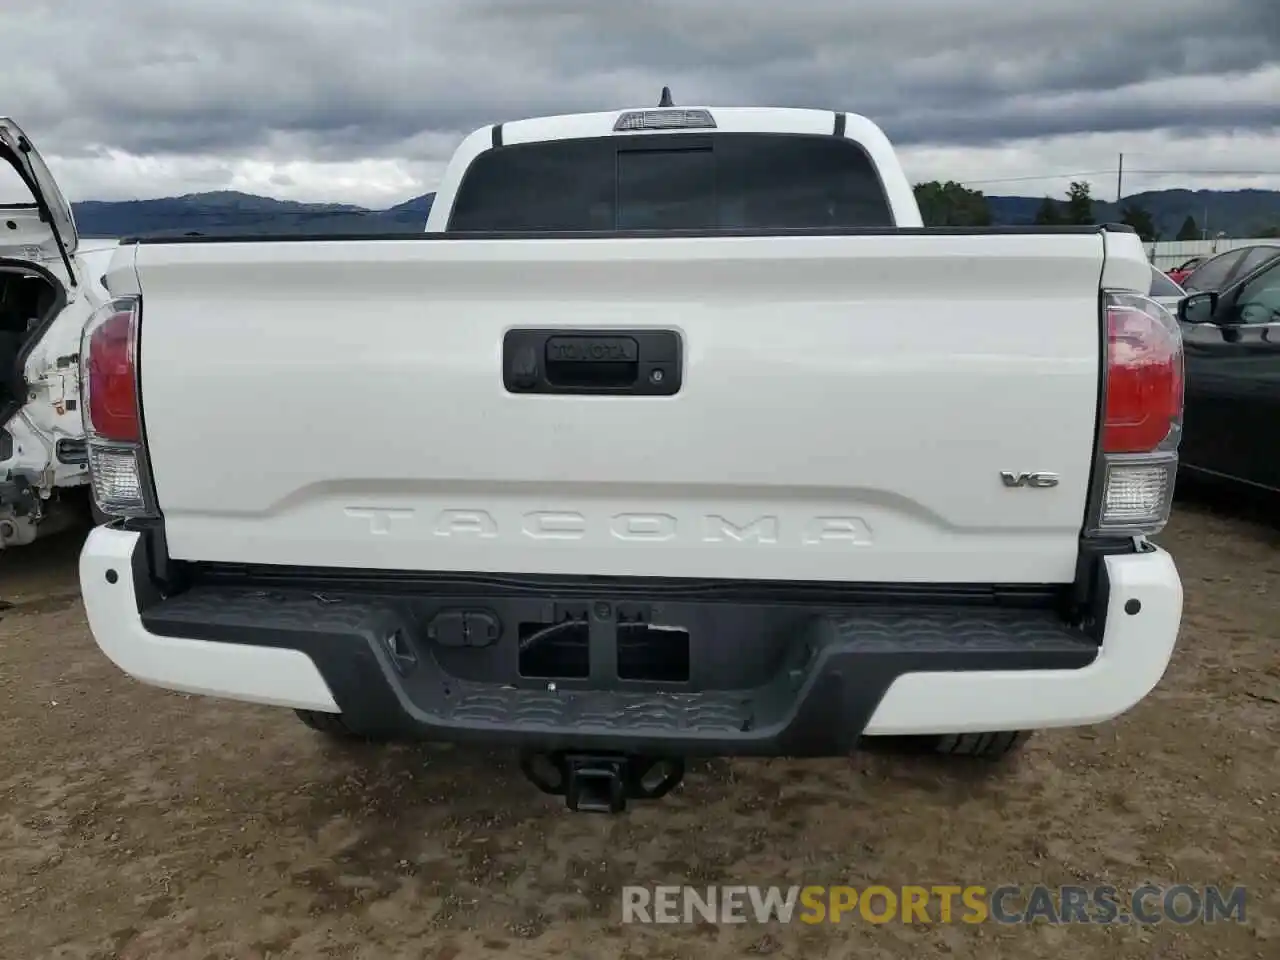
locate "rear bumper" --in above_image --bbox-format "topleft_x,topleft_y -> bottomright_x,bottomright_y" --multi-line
79,526 -> 1182,754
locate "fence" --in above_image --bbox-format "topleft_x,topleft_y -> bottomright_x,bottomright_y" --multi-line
1147,238 -> 1273,271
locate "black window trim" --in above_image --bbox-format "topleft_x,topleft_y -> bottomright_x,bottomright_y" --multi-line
444,131 -> 895,234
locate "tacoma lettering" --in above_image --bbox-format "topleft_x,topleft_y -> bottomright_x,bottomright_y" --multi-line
346,508 -> 870,546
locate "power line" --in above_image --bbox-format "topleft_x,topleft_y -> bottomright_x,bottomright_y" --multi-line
960,169 -> 1280,186
1120,169 -> 1280,176
958,171 -> 1115,185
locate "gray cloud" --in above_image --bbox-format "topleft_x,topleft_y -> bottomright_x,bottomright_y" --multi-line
3,0 -> 1278,199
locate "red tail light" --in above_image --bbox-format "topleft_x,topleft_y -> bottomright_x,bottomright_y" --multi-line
81,296 -> 157,520
1102,299 -> 1184,454
1086,292 -> 1184,537
83,299 -> 141,443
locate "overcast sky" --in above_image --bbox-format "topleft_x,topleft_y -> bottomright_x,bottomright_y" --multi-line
3,0 -> 1278,207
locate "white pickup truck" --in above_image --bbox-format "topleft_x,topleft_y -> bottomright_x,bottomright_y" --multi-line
79,99 -> 1184,813
1,120 -> 112,548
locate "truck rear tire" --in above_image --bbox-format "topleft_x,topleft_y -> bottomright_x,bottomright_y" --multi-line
294,709 -> 385,741
929,731 -> 1030,759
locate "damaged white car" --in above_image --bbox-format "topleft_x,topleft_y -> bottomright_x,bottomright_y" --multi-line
1,118 -> 109,548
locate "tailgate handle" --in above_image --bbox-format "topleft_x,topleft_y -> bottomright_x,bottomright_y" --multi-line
503,329 -> 682,396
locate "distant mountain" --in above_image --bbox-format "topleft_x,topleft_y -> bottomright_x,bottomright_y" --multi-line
71,186 -> 1279,240
987,189 -> 1280,239
73,191 -> 436,238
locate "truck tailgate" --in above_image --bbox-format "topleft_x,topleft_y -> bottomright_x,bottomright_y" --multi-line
129,232 -> 1106,583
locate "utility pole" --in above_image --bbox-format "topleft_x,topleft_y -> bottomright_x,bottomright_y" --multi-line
1116,153 -> 1123,204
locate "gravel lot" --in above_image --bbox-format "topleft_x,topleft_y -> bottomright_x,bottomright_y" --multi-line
0,495 -> 1276,959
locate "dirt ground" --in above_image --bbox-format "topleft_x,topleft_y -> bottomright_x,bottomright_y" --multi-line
0,495 -> 1276,960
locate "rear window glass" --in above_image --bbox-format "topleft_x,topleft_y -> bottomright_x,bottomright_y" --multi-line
0,161 -> 34,206
1183,250 -> 1243,292
447,133 -> 894,232
1233,246 -> 1280,278
1148,266 -> 1183,298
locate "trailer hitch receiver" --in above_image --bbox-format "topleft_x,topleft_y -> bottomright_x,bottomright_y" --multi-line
520,752 -> 685,813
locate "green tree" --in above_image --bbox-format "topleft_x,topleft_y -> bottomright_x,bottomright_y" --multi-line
1176,215 -> 1200,241
1063,181 -> 1095,225
912,180 -> 992,227
1254,224 -> 1280,239
1120,203 -> 1157,242
1033,196 -> 1062,225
